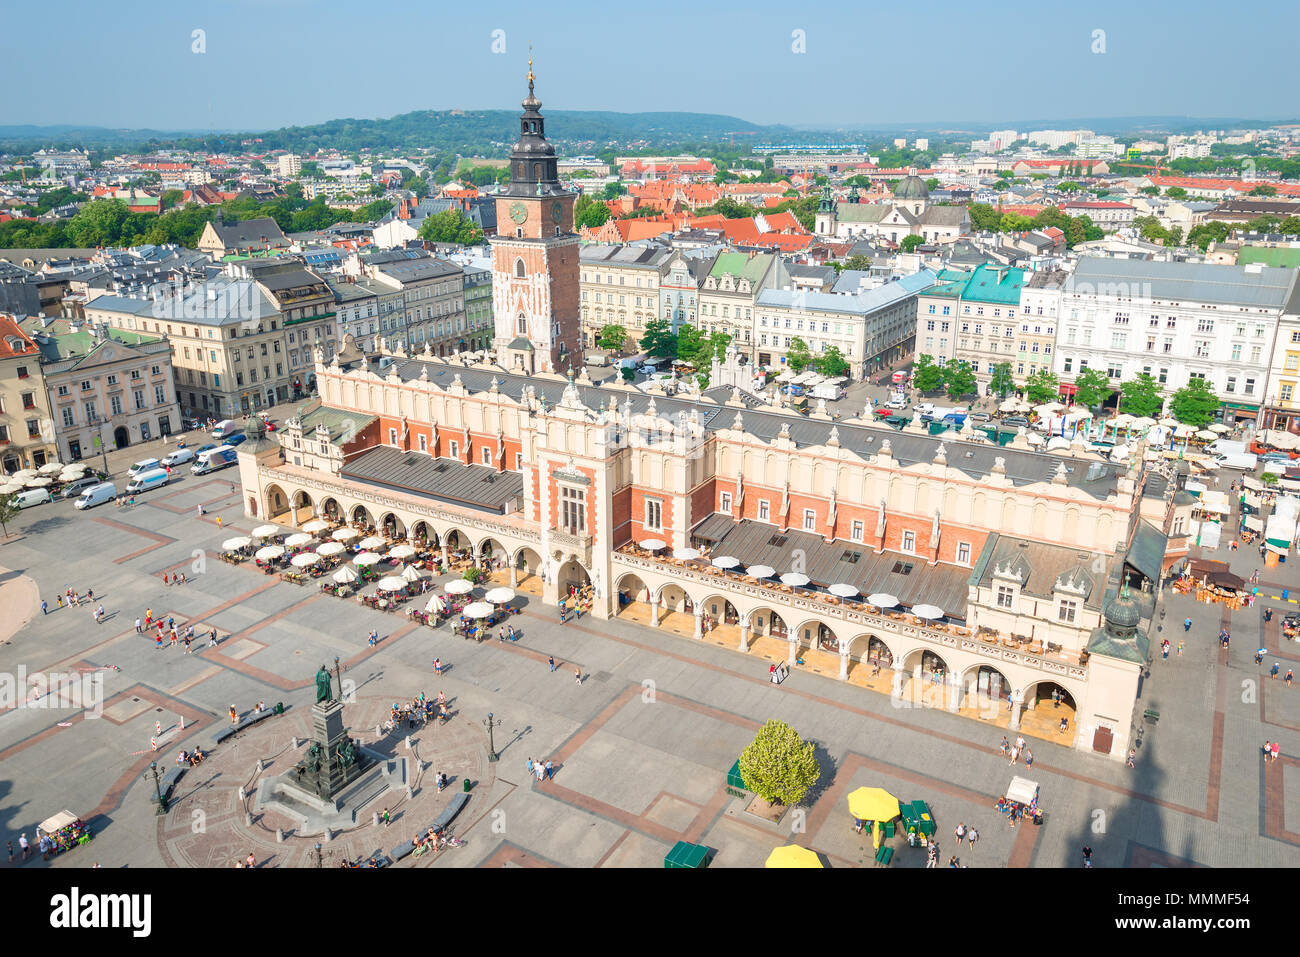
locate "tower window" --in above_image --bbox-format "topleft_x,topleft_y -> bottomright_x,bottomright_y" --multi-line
534,163 -> 541,179
514,258 -> 526,278
517,314 -> 527,335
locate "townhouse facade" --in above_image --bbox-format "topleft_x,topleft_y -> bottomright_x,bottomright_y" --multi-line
579,244 -> 670,352
697,252 -> 785,359
0,315 -> 58,473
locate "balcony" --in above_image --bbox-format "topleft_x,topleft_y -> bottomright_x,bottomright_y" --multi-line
550,527 -> 592,564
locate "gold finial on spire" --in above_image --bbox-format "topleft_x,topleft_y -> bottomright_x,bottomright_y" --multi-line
527,45 -> 535,92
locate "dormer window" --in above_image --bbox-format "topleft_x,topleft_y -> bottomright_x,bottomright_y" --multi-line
996,585 -> 1015,609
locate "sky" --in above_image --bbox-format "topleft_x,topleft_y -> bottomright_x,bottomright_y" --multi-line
2,0 -> 1297,133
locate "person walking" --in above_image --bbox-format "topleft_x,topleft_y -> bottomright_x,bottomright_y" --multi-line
575,667 -> 582,684
1272,662 -> 1281,680
968,827 -> 978,851
526,757 -> 534,776
1024,747 -> 1033,769
40,600 -> 47,616
1009,745 -> 1019,766
1161,641 -> 1169,661
155,631 -> 163,649
999,735 -> 1009,755
95,604 -> 105,624
229,704 -> 238,725
135,617 -> 142,634
433,657 -> 442,676
382,808 -> 390,828
926,843 -> 937,868
145,608 -> 153,628
548,656 -> 556,672
954,822 -> 966,845
1273,741 -> 1281,764
1126,748 -> 1136,768
208,628 -> 219,648
535,761 -> 546,783
183,632 -> 192,654
1177,640 -> 1184,657
545,759 -> 553,780
1287,669 -> 1294,687
1184,617 -> 1192,632
19,833 -> 29,860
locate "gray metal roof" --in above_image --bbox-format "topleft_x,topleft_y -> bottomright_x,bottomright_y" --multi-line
1066,258 -> 1299,308
385,358 -> 1126,499
689,514 -> 970,619
970,532 -> 1105,608
339,446 -> 523,514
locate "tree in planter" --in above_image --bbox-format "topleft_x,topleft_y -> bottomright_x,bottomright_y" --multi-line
0,493 -> 17,540
989,362 -> 1016,399
596,323 -> 627,354
1071,368 -> 1112,410
462,566 -> 483,585
786,337 -> 812,373
1169,377 -> 1219,427
912,354 -> 943,393
1024,369 -> 1060,405
639,318 -> 677,359
1119,372 -> 1163,419
737,719 -> 821,807
941,360 -> 977,400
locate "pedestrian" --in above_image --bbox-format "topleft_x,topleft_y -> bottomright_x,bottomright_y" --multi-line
183,633 -> 192,654
155,632 -> 163,649
948,856 -> 959,868
1273,741 -> 1281,763
135,617 -> 142,634
216,516 -> 222,529
535,762 -> 545,783
1272,662 -> 1281,680
1256,649 -> 1264,665
1177,640 -> 1184,657
548,655 -> 556,672
954,822 -> 966,844
96,604 -> 104,624
19,833 -> 29,860
926,844 -> 937,868
1015,734 -> 1025,751
1287,670 -> 1294,687
1184,617 -> 1192,632
433,657 -> 442,676
1264,741 -> 1272,762
1161,642 -> 1169,661
40,600 -> 47,616
245,852 -> 255,868
229,704 -> 237,724
1082,845 -> 1093,867
170,629 -> 178,648
999,735 -> 1009,754
6,840 -> 11,864
545,759 -> 553,780
145,608 -> 152,627
56,595 -> 63,609
575,667 -> 582,684
526,757 -> 533,775
1024,748 -> 1033,769
382,808 -> 390,827
968,827 -> 978,850
1126,748 -> 1136,768
1009,745 -> 1019,765
208,628 -> 218,648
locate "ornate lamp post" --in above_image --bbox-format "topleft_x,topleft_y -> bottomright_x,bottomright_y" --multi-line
314,842 -> 323,868
483,712 -> 502,763
149,761 -> 167,814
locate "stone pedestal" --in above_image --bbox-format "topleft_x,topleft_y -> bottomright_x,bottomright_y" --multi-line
292,700 -> 369,800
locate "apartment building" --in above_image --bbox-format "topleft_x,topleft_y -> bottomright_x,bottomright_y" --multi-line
579,244 -> 671,351
368,256 -> 468,356
1261,281 -> 1300,433
0,315 -> 58,473
1014,270 -> 1064,383
914,268 -> 970,366
953,265 -> 1028,390
698,251 -> 784,359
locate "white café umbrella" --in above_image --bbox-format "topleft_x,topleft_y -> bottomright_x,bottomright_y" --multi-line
399,564 -> 425,584
1110,413 -> 1135,428
485,586 -> 516,604
1208,423 -> 1231,434
316,540 -> 345,557
1158,417 -> 1179,427
359,535 -> 387,550
26,477 -> 51,487
252,524 -> 280,539
672,547 -> 701,560
1067,409 -> 1093,421
290,552 -> 320,568
255,545 -> 285,561
1035,402 -> 1064,416
746,564 -> 776,579
0,483 -> 23,495
829,583 -> 859,598
58,469 -> 86,482
285,532 -> 314,548
912,604 -> 945,621
302,519 -> 330,534
222,536 -> 252,551
353,551 -> 382,566
867,593 -> 898,609
332,565 -> 358,584
39,462 -> 64,475
377,576 -> 406,592
711,556 -> 741,569
463,601 -> 495,619
445,579 -> 475,595
638,538 -> 667,551
389,544 -> 416,560
10,469 -> 36,480
425,594 -> 446,614
1195,429 -> 1217,441
1173,424 -> 1195,438
1131,416 -> 1157,429
780,572 -> 811,587
332,527 -> 359,542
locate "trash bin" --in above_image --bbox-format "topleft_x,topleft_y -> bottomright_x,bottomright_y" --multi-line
463,778 -> 472,793
1284,589 -> 1290,601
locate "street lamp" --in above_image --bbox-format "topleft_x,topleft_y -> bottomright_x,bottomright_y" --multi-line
483,712 -> 502,763
149,761 -> 168,814
314,842 -> 323,868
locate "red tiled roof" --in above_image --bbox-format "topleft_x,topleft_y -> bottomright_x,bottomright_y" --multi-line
0,315 -> 38,359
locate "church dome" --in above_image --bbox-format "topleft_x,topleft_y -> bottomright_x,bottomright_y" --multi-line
1102,585 -> 1141,633
894,174 -> 929,200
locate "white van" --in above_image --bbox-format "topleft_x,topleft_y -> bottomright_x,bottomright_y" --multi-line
211,419 -> 239,440
75,482 -> 117,510
125,468 -> 170,494
127,458 -> 161,477
13,488 -> 51,509
192,445 -> 238,475
1214,451 -> 1258,471
162,447 -> 195,467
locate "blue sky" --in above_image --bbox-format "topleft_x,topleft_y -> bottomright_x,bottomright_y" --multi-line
2,0 -> 1297,132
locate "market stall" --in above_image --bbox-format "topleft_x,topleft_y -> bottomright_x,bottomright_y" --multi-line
37,810 -> 92,857
998,776 -> 1042,826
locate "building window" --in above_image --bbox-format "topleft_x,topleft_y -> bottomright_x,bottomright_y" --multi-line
720,491 -> 732,513
61,407 -> 75,428
1058,599 -> 1078,623
645,499 -> 663,531
802,508 -> 816,531
901,530 -> 915,553
481,446 -> 492,466
418,434 -> 428,452
448,440 -> 458,459
514,258 -> 526,278
851,520 -> 864,542
957,542 -> 971,564
996,585 -> 1015,609
758,500 -> 770,521
561,485 -> 587,534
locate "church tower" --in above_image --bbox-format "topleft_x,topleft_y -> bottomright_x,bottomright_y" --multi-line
491,56 -> 582,374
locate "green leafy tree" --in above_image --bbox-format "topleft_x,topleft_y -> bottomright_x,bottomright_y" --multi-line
737,719 -> 821,807
785,337 -> 812,373
601,181 -> 627,201
1024,369 -> 1060,405
1249,184 -> 1278,197
1169,377 -> 1219,426
1072,367 -> 1112,409
941,360 -> 977,400
1187,220 -> 1231,250
639,318 -> 677,358
416,208 -> 483,245
1164,186 -> 1188,200
912,354 -> 943,392
1279,216 -> 1300,236
843,254 -> 873,271
1119,372 -> 1164,419
989,362 -> 1016,399
0,493 -> 18,539
405,174 -> 430,198
900,234 -> 925,253
596,324 -> 627,354
620,206 -> 665,220
675,325 -> 712,366
574,193 -> 610,229
67,199 -> 130,246
462,566 -> 483,585
924,178 -> 940,190
1139,186 -> 1160,196
814,345 -> 850,378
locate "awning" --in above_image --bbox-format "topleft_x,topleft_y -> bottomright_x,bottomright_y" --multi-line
1244,515 -> 1264,532
1243,476 -> 1264,491
1006,777 -> 1039,806
1244,492 -> 1262,509
1125,521 -> 1168,584
39,811 -> 80,834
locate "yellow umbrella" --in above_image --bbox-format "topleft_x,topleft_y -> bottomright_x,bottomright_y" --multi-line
847,786 -> 900,823
765,845 -> 823,868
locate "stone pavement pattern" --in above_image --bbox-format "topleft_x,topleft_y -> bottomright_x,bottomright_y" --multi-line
0,467 -> 1297,868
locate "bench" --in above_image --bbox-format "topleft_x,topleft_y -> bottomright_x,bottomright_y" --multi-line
158,766 -> 187,803
431,791 -> 469,832
1143,708 -> 1160,724
213,707 -> 277,745
389,840 -> 417,863
875,846 -> 894,867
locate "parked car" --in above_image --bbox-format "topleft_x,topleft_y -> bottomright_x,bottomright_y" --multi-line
13,488 -> 52,509
162,447 -> 195,467
181,417 -> 201,431
59,475 -> 104,498
968,411 -> 992,423
75,482 -> 117,510
780,384 -> 805,397
874,407 -> 895,418
224,432 -> 247,447
916,402 -> 935,417
195,443 -> 218,457
1002,415 -> 1030,429
1260,452 -> 1293,465
886,396 -> 908,410
125,468 -> 171,494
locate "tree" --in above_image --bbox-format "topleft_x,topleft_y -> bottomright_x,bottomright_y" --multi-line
1187,220 -> 1231,250
405,174 -> 430,198
1164,186 -> 1188,200
842,254 -> 873,271
900,234 -> 925,253
675,325 -> 712,366
941,360 -> 977,400
912,354 -> 943,392
1139,186 -> 1160,196
573,193 -> 610,230
989,362 -> 1016,399
1250,184 -> 1278,197
814,345 -> 850,378
1279,216 -> 1300,236
66,199 -> 129,247
601,181 -> 627,201
639,318 -> 677,358
0,493 -> 17,540
596,324 -> 627,354
737,719 -> 821,807
1169,377 -> 1219,426
924,178 -> 940,191
1072,368 -> 1112,409
1119,373 -> 1163,419
785,337 -> 812,373
1024,369 -> 1060,405
416,208 -> 483,246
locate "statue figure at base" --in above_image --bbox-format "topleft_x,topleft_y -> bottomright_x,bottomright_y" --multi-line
316,665 -> 333,704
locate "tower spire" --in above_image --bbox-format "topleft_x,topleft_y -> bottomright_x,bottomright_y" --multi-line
527,46 -> 535,98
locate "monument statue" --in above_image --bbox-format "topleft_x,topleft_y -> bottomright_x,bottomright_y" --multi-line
315,666 -> 333,704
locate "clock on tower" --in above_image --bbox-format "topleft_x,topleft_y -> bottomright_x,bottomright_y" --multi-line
489,55 -> 581,375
